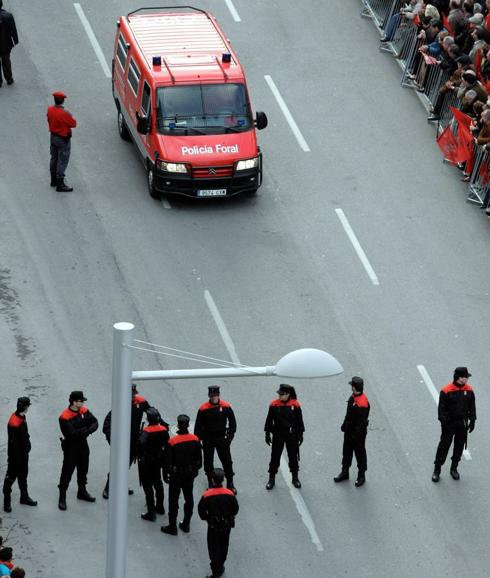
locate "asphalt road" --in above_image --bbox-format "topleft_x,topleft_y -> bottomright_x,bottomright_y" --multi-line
1,0 -> 490,576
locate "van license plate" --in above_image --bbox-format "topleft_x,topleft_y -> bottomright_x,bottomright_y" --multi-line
197,189 -> 227,197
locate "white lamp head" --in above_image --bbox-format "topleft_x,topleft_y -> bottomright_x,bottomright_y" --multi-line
273,348 -> 344,379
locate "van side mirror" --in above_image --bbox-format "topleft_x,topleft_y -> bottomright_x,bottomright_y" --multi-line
255,111 -> 268,130
137,116 -> 149,134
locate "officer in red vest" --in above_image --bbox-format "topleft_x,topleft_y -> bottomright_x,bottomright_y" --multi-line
334,377 -> 370,487
198,468 -> 239,578
161,414 -> 202,535
264,384 -> 304,490
432,367 -> 476,482
137,407 -> 169,521
3,397 -> 37,512
58,391 -> 98,510
47,91 -> 77,192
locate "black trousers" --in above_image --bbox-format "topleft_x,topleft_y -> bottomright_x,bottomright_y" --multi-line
268,433 -> 299,475
168,476 -> 194,524
207,526 -> 231,575
203,439 -> 234,480
141,463 -> 164,513
3,456 -> 29,495
0,52 -> 13,84
50,134 -> 72,180
341,432 -> 367,472
434,422 -> 467,467
59,443 -> 89,491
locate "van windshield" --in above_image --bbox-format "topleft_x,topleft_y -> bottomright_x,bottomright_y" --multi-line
156,83 -> 252,135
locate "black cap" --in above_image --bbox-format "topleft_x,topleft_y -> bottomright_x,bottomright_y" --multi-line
69,390 -> 87,403
16,397 -> 31,411
349,376 -> 364,392
208,386 -> 220,397
454,367 -> 471,379
0,547 -> 13,561
177,414 -> 190,427
146,407 -> 160,425
277,384 -> 293,395
210,468 -> 225,484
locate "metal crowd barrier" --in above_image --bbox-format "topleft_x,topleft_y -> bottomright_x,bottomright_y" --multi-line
467,145 -> 490,205
438,92 -> 461,133
361,0 -> 399,30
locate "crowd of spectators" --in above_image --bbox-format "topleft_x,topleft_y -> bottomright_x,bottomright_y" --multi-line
379,0 -> 490,214
0,537 -> 25,577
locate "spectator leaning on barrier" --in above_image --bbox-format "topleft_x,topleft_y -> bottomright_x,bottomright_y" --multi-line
460,88 -> 479,114
469,25 -> 490,61
457,67 -> 489,100
476,108 -> 490,143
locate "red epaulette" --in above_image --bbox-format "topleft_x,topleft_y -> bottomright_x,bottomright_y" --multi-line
8,412 -> 23,428
442,382 -> 474,394
270,399 -> 301,408
59,406 -> 88,420
353,393 -> 369,408
132,394 -> 146,405
203,487 -> 235,498
199,400 -> 231,411
169,433 -> 199,446
144,424 -> 168,433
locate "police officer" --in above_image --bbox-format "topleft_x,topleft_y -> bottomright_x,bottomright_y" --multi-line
264,384 -> 304,490
334,376 -> 370,487
47,91 -> 77,192
161,414 -> 202,536
3,397 -> 37,512
0,0 -> 18,87
137,407 -> 169,521
198,468 -> 239,578
58,391 -> 98,511
432,367 -> 476,482
194,386 -> 237,493
102,383 -> 150,499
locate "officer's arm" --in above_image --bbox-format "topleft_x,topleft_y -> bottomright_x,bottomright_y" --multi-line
264,406 -> 274,432
227,407 -> 237,434
198,497 -> 208,520
66,112 -> 77,128
232,498 -> 239,516
60,418 -> 77,440
136,432 -> 148,458
195,442 -> 203,469
10,15 -> 19,45
353,407 -> 368,436
102,411 -> 112,443
438,391 -> 449,423
469,391 -> 476,421
296,406 -> 305,433
194,410 -> 203,438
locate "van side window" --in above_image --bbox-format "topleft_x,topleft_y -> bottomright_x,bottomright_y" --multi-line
116,34 -> 128,70
141,82 -> 151,116
127,58 -> 140,96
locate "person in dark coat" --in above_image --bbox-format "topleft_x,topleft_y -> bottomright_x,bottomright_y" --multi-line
198,468 -> 239,578
58,391 -> 98,511
432,367 -> 476,482
264,384 -> 304,490
0,0 -> 18,86
137,407 -> 169,521
334,377 -> 370,487
161,414 -> 202,535
3,397 -> 37,512
194,386 -> 237,493
102,383 -> 150,499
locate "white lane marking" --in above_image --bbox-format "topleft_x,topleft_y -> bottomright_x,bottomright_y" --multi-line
264,75 -> 310,152
224,0 -> 241,22
204,289 -> 324,551
204,290 -> 240,365
162,198 -> 172,209
74,3 -> 111,78
417,365 -> 472,460
335,208 -> 380,286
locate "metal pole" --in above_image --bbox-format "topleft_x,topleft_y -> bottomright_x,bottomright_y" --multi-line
106,322 -> 134,578
132,366 -> 276,381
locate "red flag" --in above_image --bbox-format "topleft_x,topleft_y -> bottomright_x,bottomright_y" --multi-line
475,49 -> 483,80
450,107 -> 473,129
479,160 -> 490,185
437,126 -> 461,164
456,123 -> 475,167
413,12 -> 421,27
443,13 -> 454,36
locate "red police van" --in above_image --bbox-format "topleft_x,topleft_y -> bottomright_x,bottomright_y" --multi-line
112,6 -> 267,199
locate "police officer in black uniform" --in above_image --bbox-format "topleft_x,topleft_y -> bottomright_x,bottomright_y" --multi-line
333,376 -> 370,487
264,384 -> 304,490
3,397 -> 37,512
58,391 -> 98,511
198,468 -> 239,578
137,407 -> 169,521
102,383 -> 150,499
161,414 -> 202,535
195,386 -> 237,493
432,367 -> 476,482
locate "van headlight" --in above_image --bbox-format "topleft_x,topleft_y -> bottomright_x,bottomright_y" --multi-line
158,160 -> 188,173
236,157 -> 259,171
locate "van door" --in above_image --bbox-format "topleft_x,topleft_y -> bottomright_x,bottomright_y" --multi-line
126,56 -> 141,129
139,80 -> 152,151
113,31 -> 128,102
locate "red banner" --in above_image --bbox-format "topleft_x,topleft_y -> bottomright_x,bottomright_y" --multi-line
437,126 -> 461,164
450,107 -> 473,129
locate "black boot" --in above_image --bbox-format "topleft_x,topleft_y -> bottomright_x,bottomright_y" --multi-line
291,474 -> 301,489
334,469 -> 349,483
179,519 -> 190,533
58,489 -> 67,511
355,471 -> 366,487
450,463 -> 460,480
50,174 -> 57,187
77,487 -> 96,502
56,178 -> 73,192
161,520 -> 178,535
20,492 -> 38,506
141,510 -> 156,521
266,475 -> 275,490
103,475 -> 109,500
432,465 -> 441,483
3,493 -> 11,513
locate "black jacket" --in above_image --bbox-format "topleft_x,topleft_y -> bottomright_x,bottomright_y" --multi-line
341,393 -> 370,437
194,399 -> 236,440
7,411 -> 31,459
164,432 -> 202,479
59,406 -> 98,446
103,394 -> 150,445
0,8 -> 18,54
198,487 -> 239,529
438,382 -> 476,423
264,399 -> 304,435
137,424 -> 169,465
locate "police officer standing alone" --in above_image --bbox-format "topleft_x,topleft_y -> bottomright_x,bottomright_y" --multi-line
161,414 -> 202,536
195,386 -> 237,493
47,91 -> 77,192
333,377 -> 370,487
432,367 -> 476,482
58,391 -> 98,511
0,0 -> 18,87
198,468 -> 239,578
137,407 -> 169,521
3,397 -> 37,512
264,384 -> 304,490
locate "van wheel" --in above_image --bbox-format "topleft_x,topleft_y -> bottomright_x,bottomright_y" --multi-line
117,111 -> 130,141
147,165 -> 161,200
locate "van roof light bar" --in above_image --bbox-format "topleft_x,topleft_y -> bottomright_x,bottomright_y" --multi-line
127,6 -> 209,17
162,57 -> 175,83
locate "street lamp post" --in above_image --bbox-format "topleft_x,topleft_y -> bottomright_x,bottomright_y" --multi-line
106,322 -> 344,578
